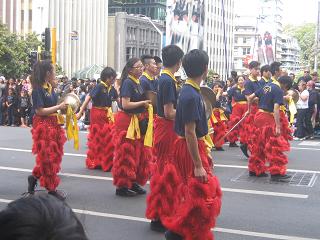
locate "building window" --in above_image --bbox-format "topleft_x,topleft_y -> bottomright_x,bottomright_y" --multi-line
126,47 -> 131,61
242,47 -> 250,55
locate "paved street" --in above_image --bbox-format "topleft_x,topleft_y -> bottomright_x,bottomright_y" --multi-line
0,126 -> 319,240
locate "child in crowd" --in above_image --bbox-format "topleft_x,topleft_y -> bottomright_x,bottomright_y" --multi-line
18,90 -> 31,127
5,88 -> 16,126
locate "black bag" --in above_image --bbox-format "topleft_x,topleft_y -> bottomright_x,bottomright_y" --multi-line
139,118 -> 149,135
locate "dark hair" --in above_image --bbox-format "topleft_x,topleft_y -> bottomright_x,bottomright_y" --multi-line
120,57 -> 141,85
212,81 -> 223,88
0,194 -> 88,240
261,64 -> 271,74
182,49 -> 209,78
141,55 -> 154,65
162,45 -> 184,68
100,67 -> 117,82
31,60 -> 54,89
231,70 -> 237,79
270,62 -> 282,76
249,61 -> 260,70
278,76 -> 292,90
153,56 -> 162,64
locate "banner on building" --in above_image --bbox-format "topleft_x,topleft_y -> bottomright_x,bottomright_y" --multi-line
166,0 -> 205,53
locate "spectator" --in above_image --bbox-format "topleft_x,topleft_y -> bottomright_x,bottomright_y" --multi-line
18,89 -> 31,127
298,68 -> 312,82
0,76 -> 6,125
5,88 -> 16,126
311,72 -> 319,82
0,193 -> 88,240
307,80 -> 318,131
213,72 -> 220,81
294,81 -> 313,140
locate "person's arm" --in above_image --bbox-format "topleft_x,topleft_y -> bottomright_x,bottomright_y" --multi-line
185,121 -> 207,183
164,103 -> 176,120
77,94 -> 92,119
35,102 -> 67,116
300,90 -> 308,101
121,97 -> 150,110
274,103 -> 281,136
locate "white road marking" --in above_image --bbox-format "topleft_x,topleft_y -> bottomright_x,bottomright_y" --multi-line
0,198 -> 317,240
0,147 -> 86,157
298,141 -> 320,146
0,166 -> 308,199
291,146 -> 320,151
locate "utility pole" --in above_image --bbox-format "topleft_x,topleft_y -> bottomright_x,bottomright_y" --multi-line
314,0 -> 320,72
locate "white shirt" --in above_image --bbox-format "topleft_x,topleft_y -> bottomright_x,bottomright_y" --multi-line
296,90 -> 309,109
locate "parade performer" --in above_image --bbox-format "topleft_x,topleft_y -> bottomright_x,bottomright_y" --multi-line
241,61 -> 261,158
140,55 -> 158,92
209,82 -> 227,151
146,45 -> 184,232
247,72 -> 292,181
163,49 -> 222,240
77,67 -> 117,171
112,58 -> 153,197
227,75 -> 248,147
259,64 -> 271,87
270,62 -> 293,145
27,60 -> 68,200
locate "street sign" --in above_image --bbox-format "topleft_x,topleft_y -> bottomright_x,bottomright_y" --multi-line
70,31 -> 79,41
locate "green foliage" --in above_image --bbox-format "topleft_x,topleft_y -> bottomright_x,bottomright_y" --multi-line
284,23 -> 317,68
55,63 -> 65,75
0,24 -> 42,78
206,69 -> 215,86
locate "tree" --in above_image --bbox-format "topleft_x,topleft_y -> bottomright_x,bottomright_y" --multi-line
0,24 -> 42,78
284,23 -> 317,68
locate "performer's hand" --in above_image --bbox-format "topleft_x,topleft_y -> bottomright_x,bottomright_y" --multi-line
275,126 -> 281,136
76,111 -> 83,120
143,100 -> 152,108
194,166 -> 208,183
59,102 -> 68,111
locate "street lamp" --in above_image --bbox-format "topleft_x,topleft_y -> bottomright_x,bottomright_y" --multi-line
141,16 -> 164,54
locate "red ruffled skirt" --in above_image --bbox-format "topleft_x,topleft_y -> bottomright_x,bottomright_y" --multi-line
242,104 -> 258,152
31,115 -> 66,191
162,138 -> 222,240
248,111 -> 290,175
112,111 -> 153,189
86,107 -> 114,171
227,102 -> 248,143
146,117 -> 178,220
209,109 -> 227,148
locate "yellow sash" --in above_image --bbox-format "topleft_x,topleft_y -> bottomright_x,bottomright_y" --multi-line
128,74 -> 140,84
66,105 -> 79,150
49,113 -> 65,125
43,82 -> 52,95
211,109 -> 228,123
162,69 -> 178,88
288,97 -> 297,124
126,104 -> 154,147
94,106 -> 114,123
142,72 -> 154,81
100,80 -> 112,93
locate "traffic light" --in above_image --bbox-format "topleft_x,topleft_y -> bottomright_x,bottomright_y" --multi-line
41,51 -> 52,61
42,28 -> 51,51
28,51 -> 38,72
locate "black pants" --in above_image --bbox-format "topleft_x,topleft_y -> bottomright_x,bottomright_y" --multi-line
295,108 -> 314,138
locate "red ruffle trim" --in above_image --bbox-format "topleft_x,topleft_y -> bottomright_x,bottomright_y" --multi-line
146,163 -> 181,220
162,176 -> 222,240
112,112 -> 153,188
31,115 -> 66,191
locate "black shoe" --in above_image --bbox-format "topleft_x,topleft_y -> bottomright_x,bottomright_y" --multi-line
27,175 -> 37,193
215,147 -> 224,151
270,174 -> 291,182
240,144 -> 249,158
116,187 -> 137,197
229,142 -> 239,147
165,230 -> 183,240
150,219 -> 166,232
131,183 -> 147,195
249,171 -> 268,177
48,190 -> 66,201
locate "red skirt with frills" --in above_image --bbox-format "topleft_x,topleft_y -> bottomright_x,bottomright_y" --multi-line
86,107 -> 114,171
146,117 -> 178,220
209,109 -> 227,148
248,111 -> 290,175
112,111 -> 153,189
31,115 -> 66,191
227,103 -> 248,143
162,138 -> 222,240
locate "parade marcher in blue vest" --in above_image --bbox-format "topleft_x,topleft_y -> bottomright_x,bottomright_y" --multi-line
140,55 -> 159,92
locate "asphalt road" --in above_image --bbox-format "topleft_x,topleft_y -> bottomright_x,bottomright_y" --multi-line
0,126 -> 319,240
